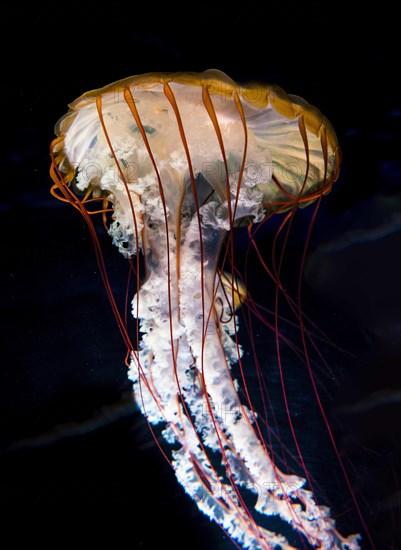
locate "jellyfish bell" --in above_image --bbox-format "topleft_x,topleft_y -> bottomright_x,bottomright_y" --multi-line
50,70 -> 365,549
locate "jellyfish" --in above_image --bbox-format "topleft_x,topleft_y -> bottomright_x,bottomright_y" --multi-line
50,70 -> 365,549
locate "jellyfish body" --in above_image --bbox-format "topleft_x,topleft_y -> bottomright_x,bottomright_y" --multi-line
50,71 -> 361,549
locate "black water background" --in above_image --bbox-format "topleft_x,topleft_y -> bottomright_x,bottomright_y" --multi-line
1,3 -> 400,548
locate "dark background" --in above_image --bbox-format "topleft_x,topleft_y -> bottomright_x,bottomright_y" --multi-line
1,2 -> 400,548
